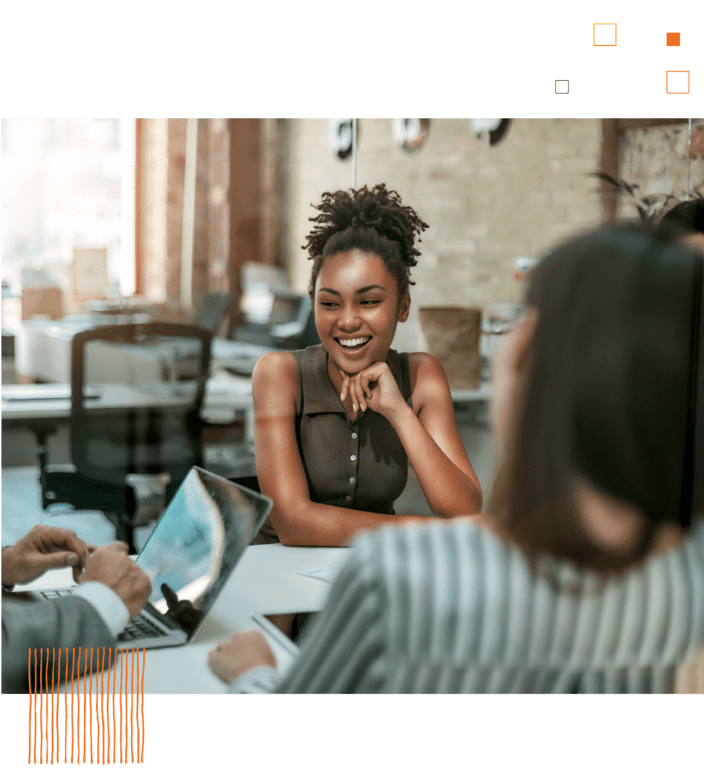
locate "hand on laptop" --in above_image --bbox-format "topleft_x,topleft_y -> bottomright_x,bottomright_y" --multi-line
161,583 -> 201,633
208,630 -> 277,684
2,524 -> 95,589
78,543 -> 151,620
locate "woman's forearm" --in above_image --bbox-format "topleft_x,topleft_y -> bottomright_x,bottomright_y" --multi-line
271,498 -> 424,547
387,403 -> 482,517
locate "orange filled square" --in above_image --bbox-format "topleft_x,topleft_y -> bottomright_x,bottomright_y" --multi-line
667,32 -> 680,46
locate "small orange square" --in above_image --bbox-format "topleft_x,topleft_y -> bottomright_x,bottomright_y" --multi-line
667,32 -> 680,46
592,21 -> 618,48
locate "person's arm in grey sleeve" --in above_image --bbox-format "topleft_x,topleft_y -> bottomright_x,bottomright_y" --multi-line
2,595 -> 115,693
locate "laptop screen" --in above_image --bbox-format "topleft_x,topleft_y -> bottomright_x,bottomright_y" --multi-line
135,467 -> 272,639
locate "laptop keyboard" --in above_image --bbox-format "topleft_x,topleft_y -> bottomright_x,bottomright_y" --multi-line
41,589 -> 74,598
41,588 -> 168,642
117,613 -> 168,642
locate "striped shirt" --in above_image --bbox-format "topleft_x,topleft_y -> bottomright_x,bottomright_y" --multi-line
230,517 -> 704,693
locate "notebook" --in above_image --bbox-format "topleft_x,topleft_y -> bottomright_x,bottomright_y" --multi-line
34,467 -> 272,649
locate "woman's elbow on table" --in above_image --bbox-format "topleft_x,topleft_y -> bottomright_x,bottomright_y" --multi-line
268,503 -> 315,547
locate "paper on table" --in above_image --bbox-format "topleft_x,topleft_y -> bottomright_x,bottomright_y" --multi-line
296,565 -> 344,584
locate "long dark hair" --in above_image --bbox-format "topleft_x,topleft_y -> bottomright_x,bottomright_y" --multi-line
488,226 -> 703,572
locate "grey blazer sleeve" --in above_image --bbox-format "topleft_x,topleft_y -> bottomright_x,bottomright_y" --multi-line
2,595 -> 115,694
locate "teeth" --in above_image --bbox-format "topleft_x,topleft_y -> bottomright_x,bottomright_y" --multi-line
339,337 -> 371,348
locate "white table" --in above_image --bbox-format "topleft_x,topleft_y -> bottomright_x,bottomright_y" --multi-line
1,377 -> 253,426
1,377 -> 256,489
15,544 -> 351,693
15,319 -> 276,384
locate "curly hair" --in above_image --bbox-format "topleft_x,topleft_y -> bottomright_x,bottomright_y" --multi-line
303,184 -> 428,299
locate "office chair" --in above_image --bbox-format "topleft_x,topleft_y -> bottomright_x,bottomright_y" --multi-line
192,292 -> 233,335
41,322 -> 213,552
234,293 -> 319,349
271,295 -> 320,349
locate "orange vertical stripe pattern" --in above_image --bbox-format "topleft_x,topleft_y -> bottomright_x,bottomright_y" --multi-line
26,647 -> 146,764
39,648 -> 43,766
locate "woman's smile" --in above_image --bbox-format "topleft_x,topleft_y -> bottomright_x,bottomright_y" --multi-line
336,335 -> 372,350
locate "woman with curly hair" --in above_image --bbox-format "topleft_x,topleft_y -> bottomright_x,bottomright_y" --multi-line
251,184 -> 482,547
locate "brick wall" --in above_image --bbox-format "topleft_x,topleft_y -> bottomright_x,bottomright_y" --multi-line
618,120 -> 704,219
281,118 -> 603,352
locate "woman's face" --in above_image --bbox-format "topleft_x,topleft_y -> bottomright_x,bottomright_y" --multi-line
314,249 -> 409,376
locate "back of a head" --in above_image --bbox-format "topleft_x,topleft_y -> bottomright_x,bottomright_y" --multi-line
659,198 -> 704,238
495,226 -> 702,571
659,199 -> 704,255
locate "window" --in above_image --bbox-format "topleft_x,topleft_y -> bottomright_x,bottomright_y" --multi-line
1,118 -> 136,306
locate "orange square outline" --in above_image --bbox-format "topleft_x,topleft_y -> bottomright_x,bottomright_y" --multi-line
666,70 -> 690,95
593,22 -> 617,46
666,32 -> 680,46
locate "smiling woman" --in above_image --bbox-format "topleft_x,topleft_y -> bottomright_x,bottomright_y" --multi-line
251,184 -> 482,547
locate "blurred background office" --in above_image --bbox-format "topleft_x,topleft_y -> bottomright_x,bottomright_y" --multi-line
2,118 -> 703,548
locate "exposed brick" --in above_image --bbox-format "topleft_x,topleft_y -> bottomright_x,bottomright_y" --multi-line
618,121 -> 704,218
282,119 -> 603,349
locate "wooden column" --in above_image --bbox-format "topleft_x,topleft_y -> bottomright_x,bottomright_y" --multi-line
135,119 -> 145,295
228,119 -> 262,332
207,119 -> 231,296
261,118 -> 287,270
191,118 -> 211,308
600,119 -> 620,224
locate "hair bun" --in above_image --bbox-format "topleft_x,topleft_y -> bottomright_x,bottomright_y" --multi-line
303,184 -> 429,298
304,183 -> 428,264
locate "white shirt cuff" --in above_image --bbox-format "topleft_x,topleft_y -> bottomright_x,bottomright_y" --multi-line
73,582 -> 130,638
228,666 -> 280,694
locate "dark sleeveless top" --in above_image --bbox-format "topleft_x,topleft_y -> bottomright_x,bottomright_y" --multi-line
254,344 -> 413,544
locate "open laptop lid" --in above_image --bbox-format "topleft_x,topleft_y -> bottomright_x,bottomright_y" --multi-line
135,467 -> 272,641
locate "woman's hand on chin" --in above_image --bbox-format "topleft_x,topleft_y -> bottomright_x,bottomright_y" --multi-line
340,362 -> 409,422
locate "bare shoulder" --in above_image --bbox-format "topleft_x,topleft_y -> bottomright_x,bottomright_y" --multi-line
407,352 -> 450,387
252,351 -> 299,408
406,352 -> 452,408
253,350 -> 298,380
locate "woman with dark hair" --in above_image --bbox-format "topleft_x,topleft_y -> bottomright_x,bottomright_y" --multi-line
659,198 -> 704,253
210,225 -> 704,693
251,184 -> 482,547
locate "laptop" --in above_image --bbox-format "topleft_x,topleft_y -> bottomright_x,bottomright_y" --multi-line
33,467 -> 272,649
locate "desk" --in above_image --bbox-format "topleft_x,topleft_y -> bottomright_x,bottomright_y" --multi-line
2,377 -> 253,428
1,377 -> 255,478
2,376 -> 490,472
16,318 -> 277,384
84,299 -> 161,320
210,337 -> 278,376
14,544 -> 351,693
